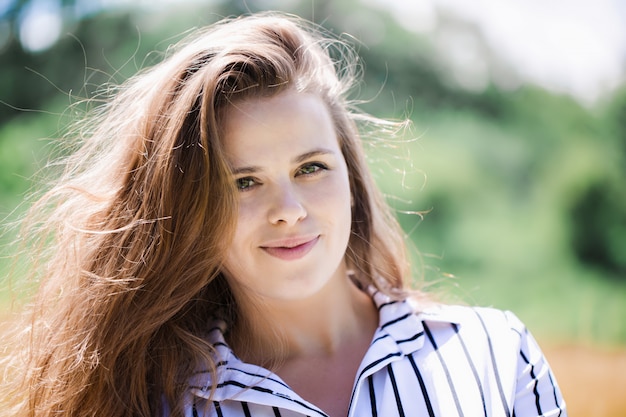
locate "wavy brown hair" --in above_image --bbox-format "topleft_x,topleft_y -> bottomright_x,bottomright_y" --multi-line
1,12 -> 412,417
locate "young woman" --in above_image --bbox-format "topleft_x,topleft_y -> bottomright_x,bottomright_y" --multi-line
1,12 -> 566,417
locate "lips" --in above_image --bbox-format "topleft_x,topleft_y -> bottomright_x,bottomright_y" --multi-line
260,235 -> 320,261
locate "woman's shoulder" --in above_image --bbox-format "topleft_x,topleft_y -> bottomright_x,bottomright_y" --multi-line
373,290 -> 528,342
408,301 -> 530,354
418,303 -> 527,334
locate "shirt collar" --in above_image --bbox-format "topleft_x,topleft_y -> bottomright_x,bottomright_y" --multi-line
188,290 -> 461,408
370,288 -> 461,356
188,322 -> 328,416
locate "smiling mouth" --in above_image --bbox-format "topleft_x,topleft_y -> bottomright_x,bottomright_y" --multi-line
261,236 -> 319,261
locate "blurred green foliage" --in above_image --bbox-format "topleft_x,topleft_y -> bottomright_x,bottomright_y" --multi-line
1,0 -> 625,345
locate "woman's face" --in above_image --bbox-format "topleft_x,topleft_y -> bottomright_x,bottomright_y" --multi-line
220,91 -> 352,303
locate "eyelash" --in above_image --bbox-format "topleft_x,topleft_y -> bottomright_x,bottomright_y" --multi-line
296,162 -> 328,176
235,177 -> 258,191
234,162 -> 329,192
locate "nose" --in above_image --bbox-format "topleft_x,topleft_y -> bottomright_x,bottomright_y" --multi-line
267,182 -> 307,226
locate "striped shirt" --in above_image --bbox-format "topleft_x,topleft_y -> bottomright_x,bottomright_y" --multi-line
184,290 -> 567,417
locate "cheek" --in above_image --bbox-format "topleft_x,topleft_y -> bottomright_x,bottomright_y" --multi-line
230,199 -> 259,240
311,176 -> 353,233
223,206 -> 254,268
326,174 -> 352,211
221,237 -> 253,293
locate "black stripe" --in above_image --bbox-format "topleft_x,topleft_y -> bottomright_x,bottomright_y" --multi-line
213,401 -> 224,417
381,312 -> 412,330
368,375 -> 378,417
189,367 -> 291,392
474,310 -> 511,417
408,355 -> 435,417
548,371 -> 563,416
272,406 -> 282,417
226,367 -> 292,390
242,402 -> 252,417
377,300 -> 396,310
387,363 -> 406,417
348,351 -> 403,411
453,323 -> 488,417
371,333 -> 390,344
192,402 -> 199,417
519,350 -> 542,415
207,380 -> 327,416
354,351 -> 402,385
423,322 -> 464,417
397,331 -> 423,344
532,375 -> 542,415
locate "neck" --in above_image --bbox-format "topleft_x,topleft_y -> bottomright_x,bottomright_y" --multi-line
230,271 -> 379,364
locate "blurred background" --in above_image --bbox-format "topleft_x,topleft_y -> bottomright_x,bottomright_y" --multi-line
1,0 -> 625,415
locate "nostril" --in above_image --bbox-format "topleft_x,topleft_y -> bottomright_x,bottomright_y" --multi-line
268,198 -> 307,225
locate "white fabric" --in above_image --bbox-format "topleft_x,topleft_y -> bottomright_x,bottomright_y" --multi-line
184,290 -> 567,417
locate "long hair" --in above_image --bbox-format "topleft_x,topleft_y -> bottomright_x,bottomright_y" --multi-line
2,12 -> 411,417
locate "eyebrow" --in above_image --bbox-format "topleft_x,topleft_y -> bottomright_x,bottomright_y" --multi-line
294,148 -> 335,163
230,148 -> 336,175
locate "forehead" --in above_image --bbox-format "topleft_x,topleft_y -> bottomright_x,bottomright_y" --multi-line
220,91 -> 340,165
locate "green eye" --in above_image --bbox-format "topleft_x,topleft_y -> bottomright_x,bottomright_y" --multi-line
236,177 -> 256,190
297,163 -> 326,176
